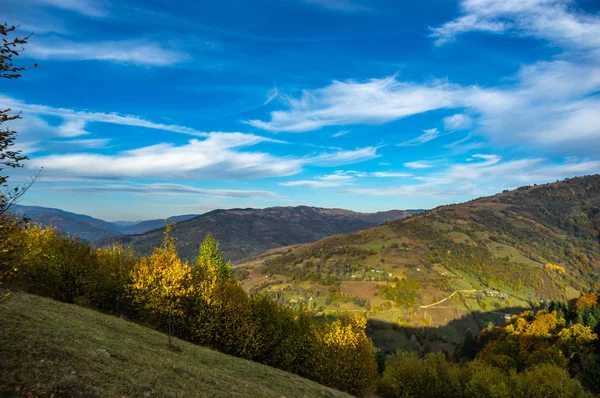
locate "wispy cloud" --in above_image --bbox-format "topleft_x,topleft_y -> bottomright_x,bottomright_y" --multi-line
264,87 -> 279,105
0,94 -> 209,140
307,146 -> 380,167
404,161 -> 433,169
44,183 -> 279,199
347,156 -> 600,198
430,0 -> 600,49
371,172 -> 412,178
396,128 -> 441,147
301,0 -> 372,12
443,114 -> 472,130
29,0 -> 109,18
332,129 -> 351,138
26,37 -> 190,66
248,57 -> 600,154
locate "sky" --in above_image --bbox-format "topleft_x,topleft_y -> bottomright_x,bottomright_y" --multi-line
3,0 -> 600,221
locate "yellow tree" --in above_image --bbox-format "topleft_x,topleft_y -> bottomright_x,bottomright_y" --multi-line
130,225 -> 193,344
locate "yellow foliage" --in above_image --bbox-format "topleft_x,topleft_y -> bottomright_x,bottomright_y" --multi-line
129,226 -> 193,341
545,263 -> 566,274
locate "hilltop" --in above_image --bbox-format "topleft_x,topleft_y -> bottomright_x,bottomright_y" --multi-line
100,206 -> 420,262
0,292 -> 349,398
235,175 -> 600,351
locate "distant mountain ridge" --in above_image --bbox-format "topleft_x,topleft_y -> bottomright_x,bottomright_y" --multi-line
99,206 -> 421,261
9,205 -> 123,242
8,205 -> 199,241
117,214 -> 199,235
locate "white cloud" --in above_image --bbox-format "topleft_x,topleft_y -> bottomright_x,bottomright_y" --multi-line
29,133 -> 303,180
397,128 -> 440,147
443,114 -> 473,130
281,170 -> 357,188
26,37 -> 190,67
430,0 -> 600,49
58,119 -> 89,137
44,183 -> 279,199
247,76 -> 461,132
404,161 -> 433,169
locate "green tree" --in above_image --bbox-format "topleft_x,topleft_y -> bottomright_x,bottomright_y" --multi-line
512,363 -> 590,398
460,360 -> 511,398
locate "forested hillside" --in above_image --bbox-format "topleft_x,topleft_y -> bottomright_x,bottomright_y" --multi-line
101,206 -> 419,261
236,175 -> 600,351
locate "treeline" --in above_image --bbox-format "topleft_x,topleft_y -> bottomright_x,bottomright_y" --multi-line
1,222 -> 378,397
2,219 -> 600,397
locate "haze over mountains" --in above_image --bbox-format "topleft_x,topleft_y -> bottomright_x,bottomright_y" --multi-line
9,205 -> 199,241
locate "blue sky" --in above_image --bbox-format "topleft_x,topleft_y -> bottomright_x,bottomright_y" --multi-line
3,0 -> 600,221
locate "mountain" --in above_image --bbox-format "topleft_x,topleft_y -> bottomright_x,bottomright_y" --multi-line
0,292 -> 349,398
9,205 -> 123,242
99,206 -> 421,262
117,214 -> 199,235
235,175 -> 600,352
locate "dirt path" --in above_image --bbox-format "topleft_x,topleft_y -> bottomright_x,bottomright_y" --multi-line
419,290 -> 477,309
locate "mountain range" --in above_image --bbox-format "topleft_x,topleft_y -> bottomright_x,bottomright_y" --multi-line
99,206 -> 421,261
234,175 -> 600,352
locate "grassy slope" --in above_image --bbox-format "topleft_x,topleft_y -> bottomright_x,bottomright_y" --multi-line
0,292 -> 349,398
235,175 -> 600,351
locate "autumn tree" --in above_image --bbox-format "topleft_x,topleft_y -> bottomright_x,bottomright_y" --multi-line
0,23 -> 35,290
311,315 -> 379,397
130,225 -> 193,345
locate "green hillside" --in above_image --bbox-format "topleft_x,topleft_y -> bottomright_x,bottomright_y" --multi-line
0,292 -> 349,398
235,175 -> 600,351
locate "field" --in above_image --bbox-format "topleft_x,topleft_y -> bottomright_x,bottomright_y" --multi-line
0,292 -> 349,398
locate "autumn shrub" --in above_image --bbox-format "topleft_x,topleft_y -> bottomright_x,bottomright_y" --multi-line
380,351 -> 461,398
15,225 -> 98,302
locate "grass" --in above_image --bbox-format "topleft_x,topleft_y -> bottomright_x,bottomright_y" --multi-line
0,292 -> 350,398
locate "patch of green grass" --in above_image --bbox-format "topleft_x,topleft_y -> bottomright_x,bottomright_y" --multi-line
0,292 -> 349,398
